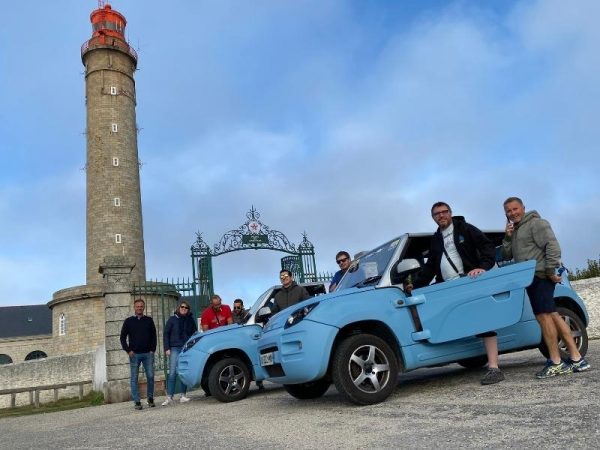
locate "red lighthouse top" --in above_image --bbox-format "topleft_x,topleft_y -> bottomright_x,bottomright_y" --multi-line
90,3 -> 127,39
81,2 -> 137,63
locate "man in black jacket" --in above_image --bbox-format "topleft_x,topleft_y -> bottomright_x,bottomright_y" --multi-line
120,298 -> 157,410
272,270 -> 310,313
410,202 -> 503,385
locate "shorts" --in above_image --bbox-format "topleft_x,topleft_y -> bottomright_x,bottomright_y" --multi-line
526,276 -> 557,315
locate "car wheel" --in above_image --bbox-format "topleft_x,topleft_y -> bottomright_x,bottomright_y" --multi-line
284,378 -> 331,400
207,357 -> 251,403
332,334 -> 398,405
538,307 -> 588,360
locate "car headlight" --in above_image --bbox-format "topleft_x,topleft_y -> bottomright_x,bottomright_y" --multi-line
182,333 -> 203,352
284,302 -> 320,329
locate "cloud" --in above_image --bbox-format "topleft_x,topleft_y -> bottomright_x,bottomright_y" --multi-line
1,0 -> 599,306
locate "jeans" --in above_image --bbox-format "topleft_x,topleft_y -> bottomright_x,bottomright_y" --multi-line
167,347 -> 187,396
129,352 -> 155,403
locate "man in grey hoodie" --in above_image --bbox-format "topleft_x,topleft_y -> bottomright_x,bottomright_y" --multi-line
502,197 -> 590,379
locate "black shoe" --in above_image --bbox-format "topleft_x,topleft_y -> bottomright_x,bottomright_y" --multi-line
134,402 -> 142,410
147,398 -> 155,407
256,381 -> 265,390
481,368 -> 505,385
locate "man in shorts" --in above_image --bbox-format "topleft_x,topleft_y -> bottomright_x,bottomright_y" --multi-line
502,196 -> 590,378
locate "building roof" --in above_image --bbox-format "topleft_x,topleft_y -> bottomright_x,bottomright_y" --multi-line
0,305 -> 52,339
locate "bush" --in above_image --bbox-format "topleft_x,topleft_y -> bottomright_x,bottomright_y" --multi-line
568,257 -> 600,281
89,390 -> 105,406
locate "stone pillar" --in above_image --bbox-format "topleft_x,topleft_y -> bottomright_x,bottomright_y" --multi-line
100,256 -> 136,403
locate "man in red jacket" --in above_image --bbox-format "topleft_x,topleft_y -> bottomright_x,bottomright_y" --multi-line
201,294 -> 233,331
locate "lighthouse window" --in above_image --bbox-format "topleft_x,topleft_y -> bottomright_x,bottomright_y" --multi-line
110,86 -> 117,95
114,197 -> 121,207
111,123 -> 118,133
112,157 -> 119,166
115,234 -> 122,244
59,314 -> 66,336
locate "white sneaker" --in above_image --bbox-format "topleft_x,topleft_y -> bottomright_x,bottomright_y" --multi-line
179,395 -> 191,403
161,397 -> 173,406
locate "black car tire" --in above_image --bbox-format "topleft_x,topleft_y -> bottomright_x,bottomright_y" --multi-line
332,334 -> 398,405
538,306 -> 588,359
456,355 -> 488,369
207,357 -> 251,403
283,378 -> 331,400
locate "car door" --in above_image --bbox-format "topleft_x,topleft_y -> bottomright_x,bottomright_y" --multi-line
406,260 -> 535,344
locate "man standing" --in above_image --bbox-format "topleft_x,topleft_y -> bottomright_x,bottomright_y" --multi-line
411,202 -> 503,385
272,270 -> 310,313
232,298 -> 249,324
201,294 -> 233,331
329,251 -> 351,292
502,196 -> 590,378
120,298 -> 157,410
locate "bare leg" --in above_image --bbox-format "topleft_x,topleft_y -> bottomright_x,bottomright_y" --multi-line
536,313 -> 561,364
551,312 -> 581,360
483,336 -> 499,369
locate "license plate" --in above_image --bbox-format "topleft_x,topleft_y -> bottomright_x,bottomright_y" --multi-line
260,352 -> 274,366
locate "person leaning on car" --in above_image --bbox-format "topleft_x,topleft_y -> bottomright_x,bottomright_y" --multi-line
407,201 -> 503,385
502,196 -> 590,378
272,269 -> 310,313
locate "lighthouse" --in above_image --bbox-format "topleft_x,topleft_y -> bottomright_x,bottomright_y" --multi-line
81,3 -> 146,284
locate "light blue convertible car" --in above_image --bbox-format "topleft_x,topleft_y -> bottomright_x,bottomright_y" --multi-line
177,282 -> 326,402
256,232 -> 589,405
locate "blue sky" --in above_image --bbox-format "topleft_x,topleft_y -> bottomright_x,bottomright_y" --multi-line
1,0 -> 599,308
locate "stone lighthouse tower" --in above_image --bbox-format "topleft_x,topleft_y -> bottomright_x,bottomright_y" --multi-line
81,3 -> 146,283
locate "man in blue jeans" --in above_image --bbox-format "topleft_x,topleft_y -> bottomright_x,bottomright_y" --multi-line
120,298 -> 157,410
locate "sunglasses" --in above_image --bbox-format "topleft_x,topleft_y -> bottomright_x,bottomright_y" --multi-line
336,257 -> 349,264
180,305 -> 190,310
234,306 -> 242,310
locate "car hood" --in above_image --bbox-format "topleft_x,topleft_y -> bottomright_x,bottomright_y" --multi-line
263,286 -> 375,331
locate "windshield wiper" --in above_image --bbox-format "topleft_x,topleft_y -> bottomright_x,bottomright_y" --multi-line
353,275 -> 382,288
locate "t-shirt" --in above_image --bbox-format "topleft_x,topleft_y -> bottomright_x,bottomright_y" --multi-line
201,305 -> 233,330
330,269 -> 346,291
439,223 -> 464,281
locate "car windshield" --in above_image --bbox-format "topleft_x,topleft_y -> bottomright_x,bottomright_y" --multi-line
246,287 -> 275,320
335,237 -> 403,290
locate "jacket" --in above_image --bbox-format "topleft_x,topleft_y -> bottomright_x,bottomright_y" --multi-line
163,311 -> 197,351
273,282 -> 310,313
413,216 -> 496,288
120,315 -> 157,353
501,210 -> 561,279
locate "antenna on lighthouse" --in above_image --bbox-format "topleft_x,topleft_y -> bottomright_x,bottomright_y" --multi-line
98,0 -> 106,8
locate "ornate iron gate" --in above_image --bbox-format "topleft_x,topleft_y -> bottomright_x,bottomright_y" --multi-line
191,206 -> 324,304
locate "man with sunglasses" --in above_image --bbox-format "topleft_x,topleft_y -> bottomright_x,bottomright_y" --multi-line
232,298 -> 249,324
272,270 -> 310,313
410,202 -> 501,385
329,251 -> 351,292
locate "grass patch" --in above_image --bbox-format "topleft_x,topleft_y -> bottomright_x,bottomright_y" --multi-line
0,391 -> 104,419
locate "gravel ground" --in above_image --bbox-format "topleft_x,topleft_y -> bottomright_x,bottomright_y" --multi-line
1,340 -> 598,450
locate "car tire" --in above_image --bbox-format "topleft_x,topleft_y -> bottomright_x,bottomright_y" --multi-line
456,355 -> 488,369
332,334 -> 398,405
207,357 -> 251,403
538,307 -> 588,360
283,378 -> 331,400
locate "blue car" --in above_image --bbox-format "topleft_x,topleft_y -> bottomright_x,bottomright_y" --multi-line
177,282 -> 326,402
256,233 -> 589,405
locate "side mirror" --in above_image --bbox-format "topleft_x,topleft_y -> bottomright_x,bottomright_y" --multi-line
396,259 -> 421,277
256,306 -> 272,324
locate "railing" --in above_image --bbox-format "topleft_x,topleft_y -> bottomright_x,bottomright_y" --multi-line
80,38 -> 138,61
0,380 -> 92,408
